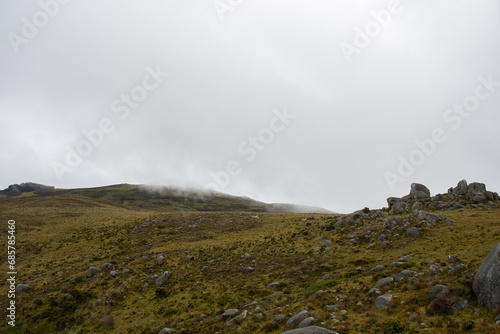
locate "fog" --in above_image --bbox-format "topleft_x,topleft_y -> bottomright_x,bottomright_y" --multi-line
1,0 -> 499,212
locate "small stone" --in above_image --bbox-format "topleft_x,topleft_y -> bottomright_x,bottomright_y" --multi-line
371,265 -> 386,272
274,314 -> 286,323
494,314 -> 500,325
185,255 -> 194,261
451,299 -> 469,313
158,328 -> 175,334
323,240 -> 333,247
155,271 -> 171,287
244,252 -> 251,260
447,264 -> 465,275
406,227 -> 420,238
375,294 -> 392,309
109,270 -> 118,278
375,277 -> 394,288
429,264 -> 439,277
323,274 -> 332,281
380,241 -> 389,248
429,285 -> 449,301
267,282 -> 279,289
298,317 -> 316,328
87,267 -> 98,278
102,263 -> 114,271
17,284 -> 30,295
285,310 -> 309,329
222,309 -> 239,321
226,310 -> 247,326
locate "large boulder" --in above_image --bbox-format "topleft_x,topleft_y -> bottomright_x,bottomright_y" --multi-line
473,243 -> 500,307
409,183 -> 431,199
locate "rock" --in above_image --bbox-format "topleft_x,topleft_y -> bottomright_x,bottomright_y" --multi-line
102,263 -> 114,271
447,264 -> 465,275
268,282 -> 279,289
452,179 -> 468,195
375,277 -> 394,288
410,183 -> 431,199
17,284 -> 30,295
380,241 -> 389,248
411,201 -> 423,213
392,201 -> 407,213
280,326 -> 338,334
143,283 -> 149,290
285,310 -> 310,329
474,242 -> 500,307
222,309 -> 239,321
155,271 -> 171,287
226,310 -> 247,326
406,227 -> 420,238
158,328 -> 175,334
371,265 -> 386,272
366,243 -> 375,250
451,299 -> 470,313
495,314 -> 500,325
306,215 -> 315,221
323,240 -> 333,247
448,255 -> 462,263
185,255 -> 194,261
375,294 -> 392,309
429,264 -> 439,277
367,288 -> 381,296
109,270 -> 118,278
274,314 -> 286,323
429,285 -> 449,301
418,211 -> 439,224
298,317 -> 316,328
156,255 -> 165,262
87,267 -> 98,278
244,252 -> 251,260
393,270 -> 415,281
245,267 -> 254,273
323,274 -> 332,281
241,301 -> 257,309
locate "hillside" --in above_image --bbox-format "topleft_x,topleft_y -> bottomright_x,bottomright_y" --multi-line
0,180 -> 499,333
0,183 -> 332,214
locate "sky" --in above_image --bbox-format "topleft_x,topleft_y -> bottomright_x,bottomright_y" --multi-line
1,0 -> 499,213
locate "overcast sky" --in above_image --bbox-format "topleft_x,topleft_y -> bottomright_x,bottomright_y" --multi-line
1,0 -> 499,213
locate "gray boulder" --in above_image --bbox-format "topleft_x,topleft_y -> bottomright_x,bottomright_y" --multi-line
274,314 -> 286,323
226,310 -> 247,326
393,270 -> 416,281
280,326 -> 338,334
158,329 -> 175,334
298,317 -> 316,328
429,285 -> 449,301
447,264 -> 465,275
375,277 -> 394,288
155,271 -> 171,287
17,284 -> 30,295
87,267 -> 98,278
429,264 -> 439,277
452,179 -> 468,195
410,183 -> 431,199
392,201 -> 407,213
473,243 -> 500,307
285,310 -> 310,329
411,201 -> 423,213
495,314 -> 500,325
102,263 -> 114,270
451,299 -> 469,313
375,294 -> 392,308
406,227 -> 420,238
222,309 -> 239,321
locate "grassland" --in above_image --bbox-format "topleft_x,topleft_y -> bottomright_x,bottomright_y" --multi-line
0,186 -> 499,333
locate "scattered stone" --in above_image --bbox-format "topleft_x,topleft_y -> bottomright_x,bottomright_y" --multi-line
158,328 -> 175,334
429,264 -> 439,277
274,314 -> 286,323
280,326 -> 338,334
429,285 -> 449,301
185,255 -> 194,261
87,267 -> 98,278
155,271 -> 171,287
222,309 -> 239,321
226,310 -> 247,326
366,243 -> 375,250
109,270 -> 118,278
267,282 -> 279,289
380,241 -> 389,248
447,264 -> 465,275
241,301 -> 257,309
285,310 -> 310,329
406,227 -> 420,238
375,277 -> 394,288
495,314 -> 500,325
306,215 -> 315,221
451,299 -> 470,313
156,255 -> 165,262
102,263 -> 114,270
375,294 -> 393,309
244,252 -> 251,260
17,284 -> 30,295
370,265 -> 386,272
392,201 -> 407,213
323,240 -> 333,247
473,242 -> 500,307
367,288 -> 381,296
393,270 -> 416,281
411,201 -> 423,213
298,317 -> 316,328
410,183 -> 431,199
323,274 -> 332,281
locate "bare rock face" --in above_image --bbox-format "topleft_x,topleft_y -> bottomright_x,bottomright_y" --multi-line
473,243 -> 500,307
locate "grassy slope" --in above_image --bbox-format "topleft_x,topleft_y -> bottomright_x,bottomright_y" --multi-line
0,192 -> 499,333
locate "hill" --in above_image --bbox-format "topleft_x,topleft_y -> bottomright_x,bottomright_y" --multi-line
0,183 -> 332,214
0,180 -> 499,333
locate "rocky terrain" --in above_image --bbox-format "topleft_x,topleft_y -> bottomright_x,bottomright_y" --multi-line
0,180 -> 500,333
